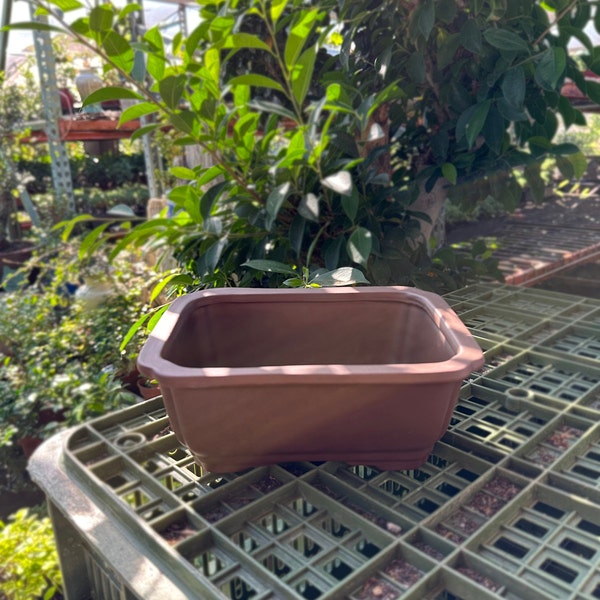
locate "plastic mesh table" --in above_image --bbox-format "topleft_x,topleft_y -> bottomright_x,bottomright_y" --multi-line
29,284 -> 600,600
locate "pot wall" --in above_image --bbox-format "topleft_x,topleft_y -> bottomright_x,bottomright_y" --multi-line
138,286 -> 484,472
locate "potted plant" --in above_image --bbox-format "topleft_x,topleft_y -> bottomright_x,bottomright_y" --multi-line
23,0 -> 600,295
0,244 -> 152,458
0,83 -> 34,274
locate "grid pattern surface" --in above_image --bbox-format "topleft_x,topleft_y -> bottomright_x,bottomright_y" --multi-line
62,284 -> 600,599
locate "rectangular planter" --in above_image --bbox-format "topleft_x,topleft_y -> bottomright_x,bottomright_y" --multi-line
137,286 -> 484,472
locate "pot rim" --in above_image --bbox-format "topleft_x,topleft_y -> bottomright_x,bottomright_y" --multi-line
137,286 -> 484,385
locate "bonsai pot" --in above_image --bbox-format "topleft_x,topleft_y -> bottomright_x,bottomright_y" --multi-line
0,240 -> 35,269
136,376 -> 161,400
137,286 -> 484,472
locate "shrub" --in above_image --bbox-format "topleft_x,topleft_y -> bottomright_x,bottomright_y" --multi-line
0,508 -> 62,600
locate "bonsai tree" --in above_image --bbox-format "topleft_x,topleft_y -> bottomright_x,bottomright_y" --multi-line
20,0 -> 600,290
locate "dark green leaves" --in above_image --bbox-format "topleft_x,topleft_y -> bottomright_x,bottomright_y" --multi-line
265,183 -> 291,230
409,0 -> 435,41
535,48 -> 566,90
483,29 -> 529,53
347,227 -> 372,267
456,100 -> 491,148
502,67 -> 525,109
460,19 -> 482,54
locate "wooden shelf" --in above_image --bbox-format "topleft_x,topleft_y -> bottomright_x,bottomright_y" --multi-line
23,113 -> 140,143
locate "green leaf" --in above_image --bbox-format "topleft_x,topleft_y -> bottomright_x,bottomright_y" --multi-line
502,66 -> 525,109
291,45 -> 316,106
481,104 -> 505,155
584,80 -> 600,106
285,9 -> 318,69
483,29 -> 529,52
270,0 -> 288,23
265,182 -> 291,229
409,0 -> 435,41
310,267 -> 370,287
169,110 -> 197,135
438,33 -> 461,70
243,260 -> 297,277
460,19 -> 482,54
7,21 -> 65,33
322,170 -> 352,196
441,162 -> 457,184
118,102 -> 158,126
560,151 -> 587,180
102,31 -> 135,73
456,100 -> 491,148
120,310 -> 155,352
53,214 -> 96,241
407,52 -> 426,84
200,181 -> 228,220
89,5 -> 113,32
535,47 -> 566,91
347,227 -> 373,267
323,236 -> 345,270
144,27 -> 166,82
159,75 -> 186,109
78,223 -> 110,259
436,0 -> 457,23
341,186 -> 359,222
248,99 -> 297,121
147,304 -> 171,333
83,86 -> 142,107
298,193 -> 320,222
170,166 -> 196,180
149,272 -> 185,303
289,214 -> 305,257
548,142 -> 580,155
224,33 -> 271,52
228,74 -> 284,93
45,0 -> 83,10
203,238 -> 228,274
131,123 -> 160,141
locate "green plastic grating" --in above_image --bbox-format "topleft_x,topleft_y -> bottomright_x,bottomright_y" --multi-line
551,423 -> 600,493
536,324 -> 600,366
475,350 -> 600,411
28,285 -> 600,600
459,305 -> 551,343
445,384 -> 559,454
470,480 -> 600,600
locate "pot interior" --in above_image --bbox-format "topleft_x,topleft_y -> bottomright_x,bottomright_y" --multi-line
162,296 -> 455,368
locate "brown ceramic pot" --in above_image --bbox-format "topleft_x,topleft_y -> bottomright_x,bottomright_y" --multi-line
137,286 -> 484,472
136,377 -> 162,400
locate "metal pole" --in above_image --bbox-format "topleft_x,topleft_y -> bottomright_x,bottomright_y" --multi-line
29,1 -> 75,214
0,0 -> 12,73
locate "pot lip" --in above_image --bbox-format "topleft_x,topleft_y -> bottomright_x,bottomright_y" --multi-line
138,286 -> 484,384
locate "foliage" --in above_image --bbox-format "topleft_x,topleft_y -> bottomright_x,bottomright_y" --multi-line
0,508 -> 62,600
555,113 -> 600,156
18,152 -> 148,195
0,82 -> 27,248
71,152 -> 147,190
19,0 -> 600,294
0,243 -> 153,448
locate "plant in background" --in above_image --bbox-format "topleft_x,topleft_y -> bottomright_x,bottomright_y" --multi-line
20,0 -> 600,294
0,83 -> 27,252
0,243 -> 153,451
0,507 -> 62,600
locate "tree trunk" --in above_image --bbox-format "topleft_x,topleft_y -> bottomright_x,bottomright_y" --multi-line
409,177 -> 448,253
